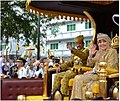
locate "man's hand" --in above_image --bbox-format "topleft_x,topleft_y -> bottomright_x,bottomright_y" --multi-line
56,66 -> 61,73
28,52 -> 32,58
67,42 -> 73,51
84,71 -> 93,75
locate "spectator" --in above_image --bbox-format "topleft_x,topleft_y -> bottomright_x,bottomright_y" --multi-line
16,57 -> 27,79
26,61 -> 36,78
2,64 -> 9,75
34,62 -> 44,78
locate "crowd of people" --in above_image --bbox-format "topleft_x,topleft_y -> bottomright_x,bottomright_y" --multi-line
0,52 -> 45,79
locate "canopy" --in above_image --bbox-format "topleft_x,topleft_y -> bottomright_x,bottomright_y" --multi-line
26,0 -> 119,35
26,1 -> 89,21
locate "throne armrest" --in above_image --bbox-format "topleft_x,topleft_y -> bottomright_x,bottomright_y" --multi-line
48,68 -> 57,72
107,73 -> 119,78
81,66 -> 93,71
106,67 -> 118,75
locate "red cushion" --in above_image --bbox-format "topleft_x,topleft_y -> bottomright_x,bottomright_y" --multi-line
1,78 -> 43,100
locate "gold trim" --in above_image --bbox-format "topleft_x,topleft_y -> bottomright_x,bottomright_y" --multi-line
43,62 -> 48,97
83,11 -> 96,45
108,73 -> 119,78
86,1 -> 114,5
97,62 -> 107,98
26,1 -> 88,21
26,0 -> 31,5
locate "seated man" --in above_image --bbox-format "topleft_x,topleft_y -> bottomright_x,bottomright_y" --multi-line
52,35 -> 89,96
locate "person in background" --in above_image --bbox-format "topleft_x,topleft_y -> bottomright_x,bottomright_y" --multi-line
2,57 -> 6,67
16,57 -> 27,79
13,56 -> 17,64
26,61 -> 36,78
26,52 -> 33,66
0,52 -> 4,74
71,33 -> 118,100
2,65 -> 11,78
10,65 -> 18,78
0,67 -> 2,74
7,58 -> 14,70
2,64 -> 9,77
0,51 -> 3,68
34,61 -> 44,78
48,55 -> 55,68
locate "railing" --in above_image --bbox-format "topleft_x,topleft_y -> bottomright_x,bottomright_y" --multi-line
46,29 -> 93,41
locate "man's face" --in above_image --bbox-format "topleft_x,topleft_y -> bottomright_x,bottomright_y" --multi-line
17,61 -> 23,68
40,63 -> 44,68
75,42 -> 84,50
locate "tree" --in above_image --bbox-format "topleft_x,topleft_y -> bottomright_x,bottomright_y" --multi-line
1,1 -> 59,47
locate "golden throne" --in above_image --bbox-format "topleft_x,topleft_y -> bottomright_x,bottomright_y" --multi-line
25,14 -> 119,100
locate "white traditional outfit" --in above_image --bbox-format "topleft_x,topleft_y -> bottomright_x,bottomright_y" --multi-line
17,67 -> 27,79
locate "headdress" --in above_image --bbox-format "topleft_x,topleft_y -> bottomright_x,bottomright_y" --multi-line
74,35 -> 84,43
97,33 -> 111,45
17,57 -> 27,65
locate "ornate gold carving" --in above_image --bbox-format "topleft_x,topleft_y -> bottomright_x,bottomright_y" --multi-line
97,62 -> 107,98
85,91 -> 93,99
108,73 -> 119,78
43,62 -> 48,97
86,1 -> 114,5
113,81 -> 119,100
83,11 -> 96,49
111,34 -> 119,49
17,95 -> 26,101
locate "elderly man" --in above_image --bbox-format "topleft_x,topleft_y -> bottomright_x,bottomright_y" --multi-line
52,35 -> 89,96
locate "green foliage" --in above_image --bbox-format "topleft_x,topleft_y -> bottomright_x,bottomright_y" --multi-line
1,1 -> 59,46
50,25 -> 60,37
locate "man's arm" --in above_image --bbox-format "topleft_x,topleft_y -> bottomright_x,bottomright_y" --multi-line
60,60 -> 73,71
71,48 -> 89,60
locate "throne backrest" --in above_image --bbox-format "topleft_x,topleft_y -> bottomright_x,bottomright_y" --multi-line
111,34 -> 119,50
111,33 -> 119,70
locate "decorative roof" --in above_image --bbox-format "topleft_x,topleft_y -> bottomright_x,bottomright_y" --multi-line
26,0 -> 89,21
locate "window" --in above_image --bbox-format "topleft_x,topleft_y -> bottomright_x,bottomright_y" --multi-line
67,24 -> 76,31
85,40 -> 91,47
68,42 -> 76,48
85,22 -> 93,29
1,42 -> 6,51
50,43 -> 58,50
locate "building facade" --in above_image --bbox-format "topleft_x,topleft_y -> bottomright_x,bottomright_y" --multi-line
1,20 -> 94,59
41,20 -> 94,58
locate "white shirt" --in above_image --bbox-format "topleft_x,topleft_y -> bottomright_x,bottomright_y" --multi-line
48,59 -> 53,66
0,57 -> 3,68
17,67 -> 27,79
34,68 -> 44,78
25,58 -> 30,65
29,69 -> 36,78
26,65 -> 36,78
0,67 -> 2,74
